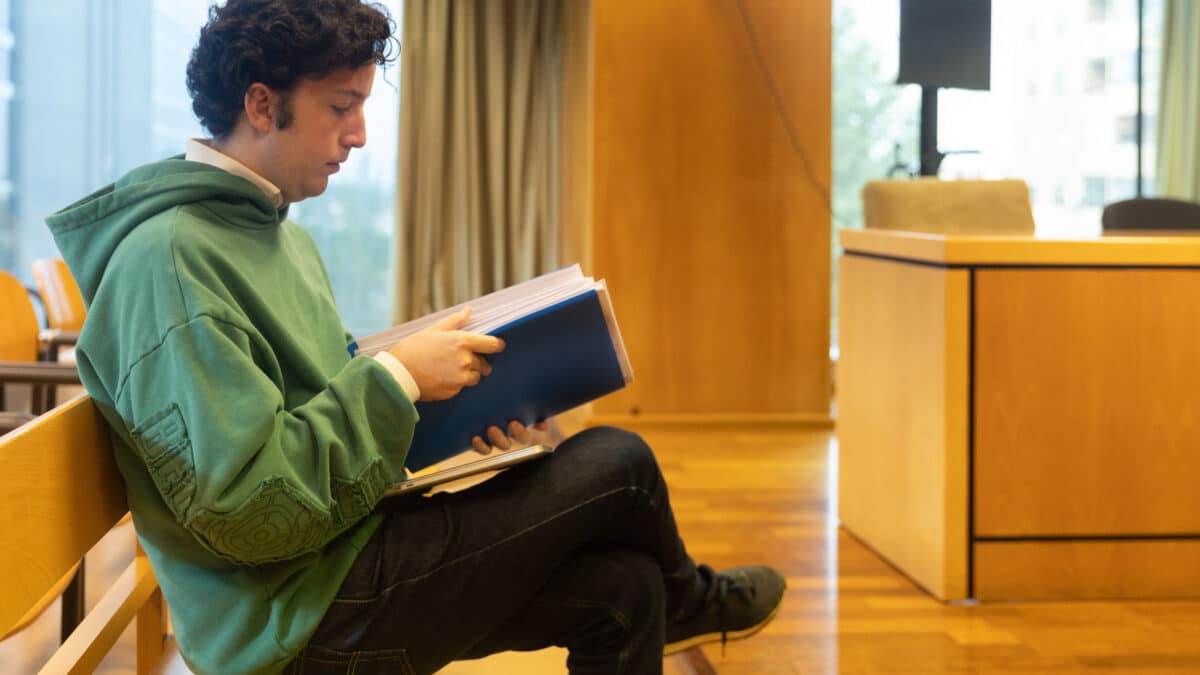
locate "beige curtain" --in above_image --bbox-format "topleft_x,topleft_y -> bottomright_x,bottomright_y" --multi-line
393,0 -> 563,323
1156,0 -> 1200,199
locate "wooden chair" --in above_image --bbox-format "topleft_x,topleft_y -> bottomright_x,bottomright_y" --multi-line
30,259 -> 83,364
32,258 -> 87,333
1,269 -> 40,363
1,270 -> 36,432
0,269 -> 81,433
0,394 -> 173,674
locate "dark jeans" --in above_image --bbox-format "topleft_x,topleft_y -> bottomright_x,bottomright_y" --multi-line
284,426 -> 708,675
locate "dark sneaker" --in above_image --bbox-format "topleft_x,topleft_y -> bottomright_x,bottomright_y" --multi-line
663,565 -> 786,655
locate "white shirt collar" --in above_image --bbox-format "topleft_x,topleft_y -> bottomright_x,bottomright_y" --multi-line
185,138 -> 284,208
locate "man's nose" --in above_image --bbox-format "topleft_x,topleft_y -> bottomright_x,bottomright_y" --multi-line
344,111 -> 367,148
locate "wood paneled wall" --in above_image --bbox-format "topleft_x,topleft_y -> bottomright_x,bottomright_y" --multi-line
566,0 -> 832,421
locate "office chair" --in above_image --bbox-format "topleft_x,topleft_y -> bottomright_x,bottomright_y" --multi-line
1101,197 -> 1200,231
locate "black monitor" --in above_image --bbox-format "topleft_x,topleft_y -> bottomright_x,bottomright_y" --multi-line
898,0 -> 991,91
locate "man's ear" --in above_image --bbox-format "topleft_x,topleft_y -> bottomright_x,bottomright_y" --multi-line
244,83 -> 278,134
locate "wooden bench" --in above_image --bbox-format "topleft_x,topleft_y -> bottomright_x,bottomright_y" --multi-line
0,394 -> 177,674
0,395 -> 704,674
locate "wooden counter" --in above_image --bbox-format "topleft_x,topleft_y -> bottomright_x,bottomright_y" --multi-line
838,228 -> 1200,601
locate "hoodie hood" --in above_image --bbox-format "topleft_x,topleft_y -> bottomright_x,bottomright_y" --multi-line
46,158 -> 283,305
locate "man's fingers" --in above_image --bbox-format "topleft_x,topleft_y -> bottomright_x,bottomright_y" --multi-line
471,436 -> 492,454
460,333 -> 505,354
508,420 -> 531,445
486,425 -> 512,450
430,306 -> 472,331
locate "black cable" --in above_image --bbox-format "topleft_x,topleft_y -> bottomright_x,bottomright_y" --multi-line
733,0 -> 845,227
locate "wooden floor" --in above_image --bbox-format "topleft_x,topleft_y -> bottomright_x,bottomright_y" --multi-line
642,427 -> 1200,674
6,427 -> 1200,673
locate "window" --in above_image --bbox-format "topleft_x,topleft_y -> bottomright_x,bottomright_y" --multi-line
0,1 -> 16,273
1111,51 -> 1139,83
829,0 -> 918,347
1116,115 -> 1137,144
0,3 -> 13,272
1085,58 -> 1108,92
833,0 -> 1164,344
1083,176 -> 1107,206
1,0 -> 402,335
1108,177 -> 1137,200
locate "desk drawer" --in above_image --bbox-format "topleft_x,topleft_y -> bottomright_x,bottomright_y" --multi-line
974,539 -> 1200,600
974,268 -> 1200,536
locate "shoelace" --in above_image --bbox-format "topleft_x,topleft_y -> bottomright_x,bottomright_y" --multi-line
713,572 -> 757,655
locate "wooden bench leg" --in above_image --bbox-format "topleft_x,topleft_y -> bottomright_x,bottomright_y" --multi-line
135,544 -> 167,675
60,559 -> 85,643
136,586 -> 166,675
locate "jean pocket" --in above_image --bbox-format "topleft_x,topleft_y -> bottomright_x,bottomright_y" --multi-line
287,644 -> 415,675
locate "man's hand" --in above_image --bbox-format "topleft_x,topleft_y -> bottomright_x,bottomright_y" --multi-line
386,307 -> 505,401
471,419 -> 564,454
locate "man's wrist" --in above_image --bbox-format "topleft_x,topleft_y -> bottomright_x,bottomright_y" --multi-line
371,351 -> 421,402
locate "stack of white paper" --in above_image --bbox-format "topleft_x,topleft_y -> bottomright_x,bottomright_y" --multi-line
354,264 -> 632,383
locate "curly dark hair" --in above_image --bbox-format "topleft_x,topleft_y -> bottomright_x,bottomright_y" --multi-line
186,0 -> 397,138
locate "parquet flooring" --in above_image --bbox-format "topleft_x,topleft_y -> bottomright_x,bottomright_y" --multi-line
641,426 -> 1200,674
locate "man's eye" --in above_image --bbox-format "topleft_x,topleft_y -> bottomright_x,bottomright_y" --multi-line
332,105 -> 350,115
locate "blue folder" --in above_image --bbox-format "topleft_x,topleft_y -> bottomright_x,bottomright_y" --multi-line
403,289 -> 627,471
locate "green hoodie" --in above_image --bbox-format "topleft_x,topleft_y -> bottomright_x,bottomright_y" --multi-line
46,158 -> 418,674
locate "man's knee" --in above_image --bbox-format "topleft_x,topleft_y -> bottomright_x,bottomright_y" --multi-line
565,426 -> 659,484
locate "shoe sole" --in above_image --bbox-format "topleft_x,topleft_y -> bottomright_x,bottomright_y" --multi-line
662,596 -> 783,656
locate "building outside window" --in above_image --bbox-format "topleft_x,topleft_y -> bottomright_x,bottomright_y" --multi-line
1083,175 -> 1108,206
1116,114 -> 1138,144
1086,57 -> 1109,91
0,0 -> 15,272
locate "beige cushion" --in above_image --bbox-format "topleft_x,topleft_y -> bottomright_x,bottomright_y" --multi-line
861,179 -> 1035,234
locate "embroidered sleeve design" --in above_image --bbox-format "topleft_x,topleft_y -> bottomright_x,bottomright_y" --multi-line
130,405 -> 197,520
129,404 -> 394,565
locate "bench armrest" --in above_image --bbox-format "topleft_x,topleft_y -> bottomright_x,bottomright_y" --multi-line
0,361 -> 83,386
38,330 -> 81,362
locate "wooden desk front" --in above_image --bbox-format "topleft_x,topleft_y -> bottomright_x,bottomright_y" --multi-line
838,229 -> 1200,601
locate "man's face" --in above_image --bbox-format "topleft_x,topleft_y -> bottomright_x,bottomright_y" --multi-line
261,63 -> 375,203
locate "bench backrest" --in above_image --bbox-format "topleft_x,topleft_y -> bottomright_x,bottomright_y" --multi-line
0,394 -> 169,674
